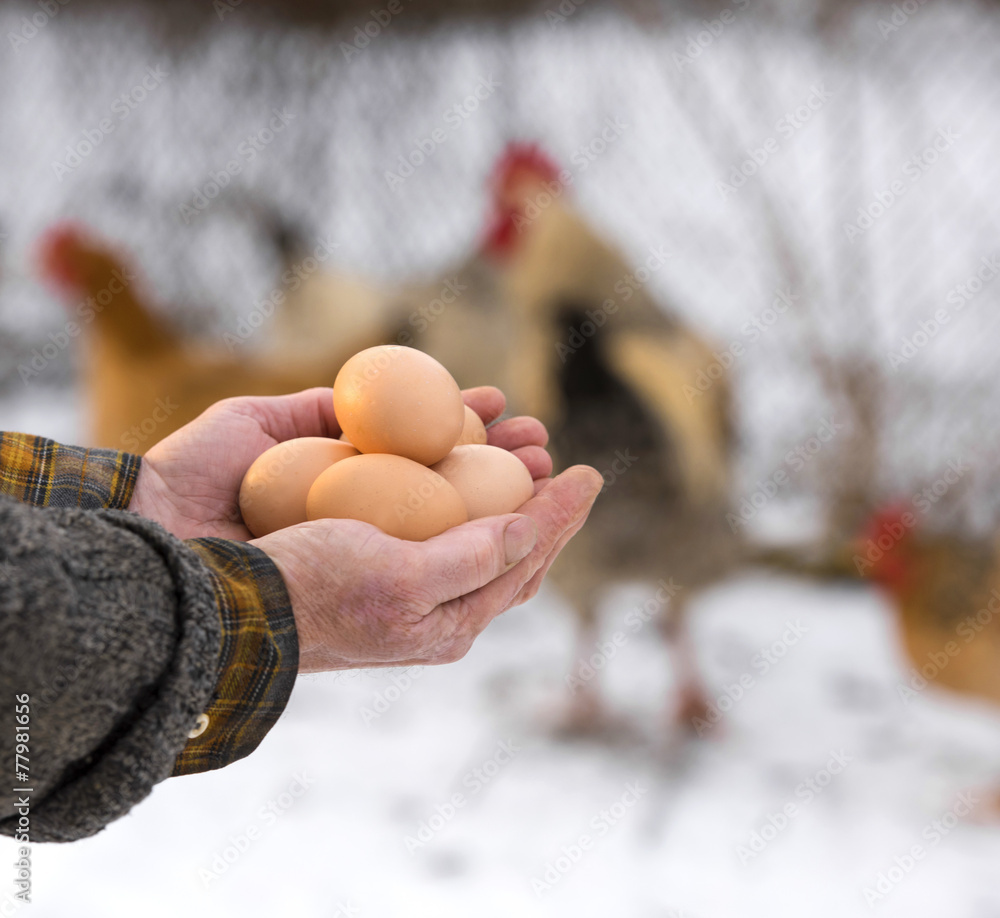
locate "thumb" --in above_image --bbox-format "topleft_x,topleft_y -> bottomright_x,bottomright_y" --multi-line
414,513 -> 538,606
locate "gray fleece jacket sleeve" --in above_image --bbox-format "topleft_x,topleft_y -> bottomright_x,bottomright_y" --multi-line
0,495 -> 219,843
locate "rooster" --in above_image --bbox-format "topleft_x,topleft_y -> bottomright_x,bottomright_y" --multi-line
409,144 -> 742,735
36,223 -> 352,452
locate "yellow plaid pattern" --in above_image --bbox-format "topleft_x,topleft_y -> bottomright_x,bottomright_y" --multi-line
0,431 -> 298,777
176,540 -> 298,775
0,432 -> 140,510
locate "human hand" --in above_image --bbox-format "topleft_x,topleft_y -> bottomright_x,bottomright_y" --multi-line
251,466 -> 603,672
128,386 -> 553,540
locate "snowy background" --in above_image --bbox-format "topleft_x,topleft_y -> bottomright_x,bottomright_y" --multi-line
1,0 -> 1000,915
8,576 -> 1000,917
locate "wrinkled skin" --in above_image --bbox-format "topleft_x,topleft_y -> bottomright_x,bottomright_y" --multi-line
129,386 -> 602,673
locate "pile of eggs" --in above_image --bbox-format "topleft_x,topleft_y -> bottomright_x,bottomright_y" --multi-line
239,346 -> 535,540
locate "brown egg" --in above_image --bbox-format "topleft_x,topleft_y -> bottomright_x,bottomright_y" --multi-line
430,445 -> 535,520
306,453 -> 468,541
240,437 -> 359,537
456,405 -> 489,446
333,345 -> 465,466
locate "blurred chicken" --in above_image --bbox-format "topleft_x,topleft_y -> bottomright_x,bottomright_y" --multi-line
410,145 -> 743,736
863,506 -> 1000,706
37,223 -> 355,452
863,506 -> 1000,814
262,216 -> 400,368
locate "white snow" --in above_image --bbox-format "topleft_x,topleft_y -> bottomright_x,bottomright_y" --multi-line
3,571 -> 1000,918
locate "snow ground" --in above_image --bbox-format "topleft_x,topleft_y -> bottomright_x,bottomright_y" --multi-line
2,551 -> 1000,917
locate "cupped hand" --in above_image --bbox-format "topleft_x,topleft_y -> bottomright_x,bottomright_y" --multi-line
252,466 -> 603,672
129,386 -> 553,540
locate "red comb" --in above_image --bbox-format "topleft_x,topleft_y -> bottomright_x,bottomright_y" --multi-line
482,143 -> 565,259
490,142 -> 562,199
864,502 -> 914,541
36,221 -> 93,294
861,501 -> 916,589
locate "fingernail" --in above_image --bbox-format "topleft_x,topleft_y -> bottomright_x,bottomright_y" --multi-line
504,517 -> 537,565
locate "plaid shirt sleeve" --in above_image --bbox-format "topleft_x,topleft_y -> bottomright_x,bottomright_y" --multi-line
172,539 -> 298,775
0,432 -> 141,510
0,430 -> 299,777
